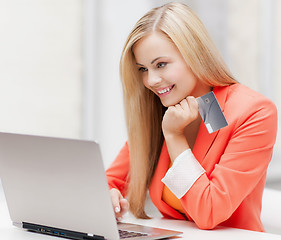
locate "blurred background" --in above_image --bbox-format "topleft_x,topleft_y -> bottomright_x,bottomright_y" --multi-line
0,0 -> 280,190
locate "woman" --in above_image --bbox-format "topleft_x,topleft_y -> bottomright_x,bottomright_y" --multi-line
106,2 -> 277,232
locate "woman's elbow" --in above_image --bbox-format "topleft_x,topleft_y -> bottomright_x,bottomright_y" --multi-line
195,220 -> 218,230
193,214 -> 228,230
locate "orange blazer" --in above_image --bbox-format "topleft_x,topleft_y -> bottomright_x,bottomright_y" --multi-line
106,83 -> 278,232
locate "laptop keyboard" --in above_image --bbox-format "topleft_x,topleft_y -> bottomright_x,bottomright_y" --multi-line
119,229 -> 148,239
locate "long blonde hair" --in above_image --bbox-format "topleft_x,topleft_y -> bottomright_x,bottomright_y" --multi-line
120,2 -> 237,218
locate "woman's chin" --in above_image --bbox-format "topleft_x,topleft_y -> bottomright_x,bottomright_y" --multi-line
160,99 -> 179,107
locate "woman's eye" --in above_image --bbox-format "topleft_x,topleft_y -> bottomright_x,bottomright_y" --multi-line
157,62 -> 167,68
138,67 -> 148,72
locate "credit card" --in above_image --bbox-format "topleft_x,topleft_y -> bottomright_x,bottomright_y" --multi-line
196,91 -> 228,134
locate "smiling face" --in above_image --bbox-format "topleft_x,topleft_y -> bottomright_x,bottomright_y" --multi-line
133,32 -> 211,107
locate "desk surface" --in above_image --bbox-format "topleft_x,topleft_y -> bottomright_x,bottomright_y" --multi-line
1,189 -> 281,240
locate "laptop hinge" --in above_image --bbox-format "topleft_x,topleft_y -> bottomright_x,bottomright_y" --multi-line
22,222 -> 105,240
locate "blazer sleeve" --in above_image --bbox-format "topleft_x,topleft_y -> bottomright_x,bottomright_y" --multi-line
105,142 -> 130,197
178,97 -> 277,229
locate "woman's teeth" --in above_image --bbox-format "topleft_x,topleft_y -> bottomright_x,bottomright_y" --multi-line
158,86 -> 173,94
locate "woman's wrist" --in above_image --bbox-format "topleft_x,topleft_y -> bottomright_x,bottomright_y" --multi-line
164,133 -> 190,162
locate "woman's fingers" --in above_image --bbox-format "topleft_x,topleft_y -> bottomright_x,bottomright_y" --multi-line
179,98 -> 189,110
186,96 -> 199,118
110,188 -> 121,213
110,188 -> 129,221
117,198 -> 130,221
176,96 -> 199,118
162,96 -> 199,136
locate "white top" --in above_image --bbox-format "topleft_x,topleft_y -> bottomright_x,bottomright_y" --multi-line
161,149 -> 205,198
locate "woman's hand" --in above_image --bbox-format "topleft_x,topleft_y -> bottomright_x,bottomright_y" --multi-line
162,96 -> 199,138
162,96 -> 199,162
110,188 -> 129,221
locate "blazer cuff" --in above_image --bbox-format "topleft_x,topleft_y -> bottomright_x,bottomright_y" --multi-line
161,149 -> 205,199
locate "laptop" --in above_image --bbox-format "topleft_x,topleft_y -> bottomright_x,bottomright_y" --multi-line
0,132 -> 182,240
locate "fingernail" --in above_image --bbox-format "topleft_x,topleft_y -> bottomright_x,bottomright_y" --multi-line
117,217 -> 122,222
115,207 -> 120,213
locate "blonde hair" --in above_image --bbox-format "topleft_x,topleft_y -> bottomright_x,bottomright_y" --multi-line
120,2 -> 237,218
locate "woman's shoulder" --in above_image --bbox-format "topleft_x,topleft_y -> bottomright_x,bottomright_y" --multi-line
221,83 -> 276,111
216,83 -> 277,129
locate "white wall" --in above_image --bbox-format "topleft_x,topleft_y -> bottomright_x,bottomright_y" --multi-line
0,0 -> 82,138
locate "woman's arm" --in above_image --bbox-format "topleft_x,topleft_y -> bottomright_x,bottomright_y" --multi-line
162,94 -> 277,229
162,96 -> 199,161
106,142 -> 130,196
106,142 -> 130,220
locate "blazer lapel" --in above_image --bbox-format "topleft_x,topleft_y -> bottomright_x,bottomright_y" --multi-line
193,86 -> 229,163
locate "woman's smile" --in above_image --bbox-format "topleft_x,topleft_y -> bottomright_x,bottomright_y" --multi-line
156,84 -> 175,96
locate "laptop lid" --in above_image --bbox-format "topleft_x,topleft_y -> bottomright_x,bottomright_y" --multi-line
0,132 -> 182,240
0,132 -> 119,239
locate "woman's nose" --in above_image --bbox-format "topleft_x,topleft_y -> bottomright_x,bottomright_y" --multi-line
147,72 -> 162,87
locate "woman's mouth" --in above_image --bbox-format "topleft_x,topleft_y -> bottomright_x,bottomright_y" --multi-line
157,85 -> 175,96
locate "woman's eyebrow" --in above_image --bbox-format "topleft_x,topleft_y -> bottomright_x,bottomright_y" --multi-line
136,56 -> 167,66
151,56 -> 167,64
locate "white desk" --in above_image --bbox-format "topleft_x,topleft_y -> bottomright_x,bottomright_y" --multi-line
1,189 -> 281,240
123,214 -> 281,240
